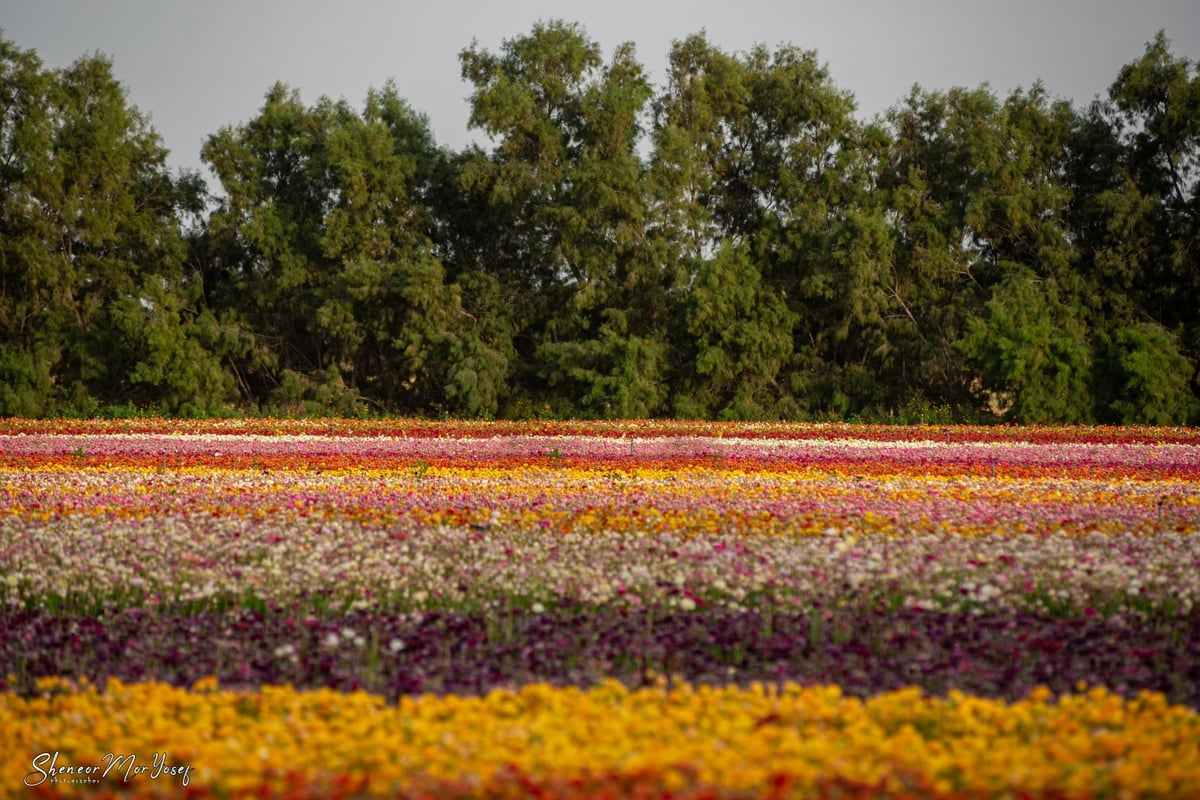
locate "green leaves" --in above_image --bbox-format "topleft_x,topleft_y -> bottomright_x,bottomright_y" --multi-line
459,21 -> 663,418
675,242 -> 795,419
539,310 -> 669,419
0,35 -> 232,416
961,268 -> 1093,423
1,25 -> 1197,422
198,79 -> 484,415
1098,322 -> 1197,425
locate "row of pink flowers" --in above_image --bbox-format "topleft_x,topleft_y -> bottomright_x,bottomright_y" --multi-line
3,512 -> 1196,615
6,431 -> 1200,472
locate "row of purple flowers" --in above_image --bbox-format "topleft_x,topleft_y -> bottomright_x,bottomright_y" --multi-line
5,601 -> 1196,706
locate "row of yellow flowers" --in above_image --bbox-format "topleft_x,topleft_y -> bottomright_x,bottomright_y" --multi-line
7,676 -> 1200,798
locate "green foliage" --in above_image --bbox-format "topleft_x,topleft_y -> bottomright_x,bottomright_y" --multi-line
1097,322 -> 1198,425
539,309 -> 669,419
0,33 -> 237,417
0,347 -> 55,417
673,242 -> 795,419
0,25 -> 1197,422
459,21 -> 667,419
961,269 -> 1094,423
267,367 -> 366,418
878,81 -> 1083,415
198,79 -> 485,416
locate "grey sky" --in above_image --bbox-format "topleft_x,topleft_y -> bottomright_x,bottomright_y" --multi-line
4,1 -> 1198,180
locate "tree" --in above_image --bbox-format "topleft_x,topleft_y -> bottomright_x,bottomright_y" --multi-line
0,35 -> 234,415
673,241 -> 795,418
201,82 -> 506,415
459,21 -> 664,417
0,35 -> 57,415
1094,321 -> 1197,425
1056,32 -> 1200,423
648,34 -> 888,418
880,83 -> 1085,419
5,25 -> 1197,422
960,268 -> 1093,423
201,84 -> 351,409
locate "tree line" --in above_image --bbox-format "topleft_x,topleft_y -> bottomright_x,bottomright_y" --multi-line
2,23 -> 1197,422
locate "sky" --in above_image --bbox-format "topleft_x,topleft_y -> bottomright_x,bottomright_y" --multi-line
4,1 -> 1199,181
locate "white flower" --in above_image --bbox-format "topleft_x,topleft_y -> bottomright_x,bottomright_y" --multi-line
530,602 -> 545,614
388,638 -> 405,653
976,583 -> 1000,601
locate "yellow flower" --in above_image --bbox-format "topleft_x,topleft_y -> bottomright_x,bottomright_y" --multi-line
4,679 -> 1200,797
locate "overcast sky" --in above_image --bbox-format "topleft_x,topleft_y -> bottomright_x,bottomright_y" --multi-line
4,1 -> 1198,180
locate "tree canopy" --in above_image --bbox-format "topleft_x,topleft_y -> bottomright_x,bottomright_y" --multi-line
1,25 -> 1197,422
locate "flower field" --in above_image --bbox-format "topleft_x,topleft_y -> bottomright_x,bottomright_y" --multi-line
2,419 -> 1199,798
